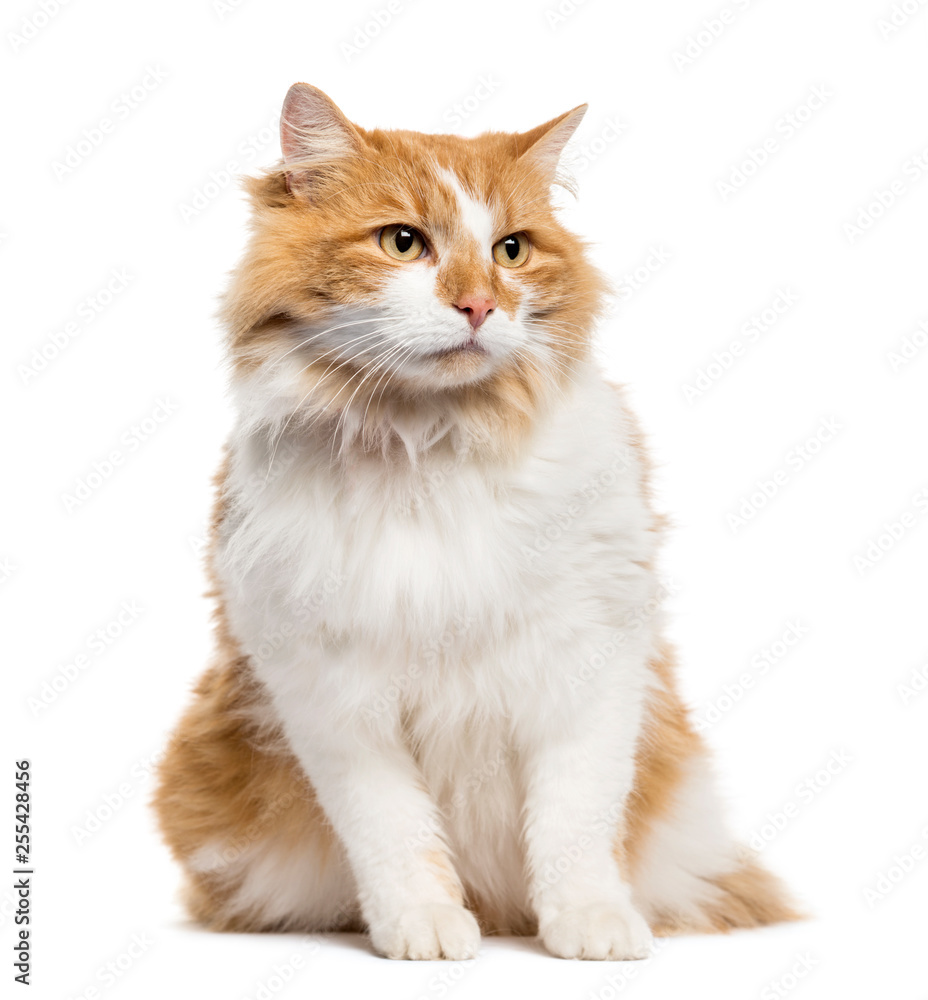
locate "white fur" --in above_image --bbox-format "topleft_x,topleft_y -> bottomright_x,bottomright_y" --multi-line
370,263 -> 528,379
629,752 -> 737,926
437,166 -> 496,258
213,359 -> 666,956
211,316 -> 744,958
209,835 -> 359,932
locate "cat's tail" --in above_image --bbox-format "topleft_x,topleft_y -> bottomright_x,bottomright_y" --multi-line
623,643 -> 804,935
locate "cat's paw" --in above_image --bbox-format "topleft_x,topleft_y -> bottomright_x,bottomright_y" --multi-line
540,902 -> 653,961
371,903 -> 481,960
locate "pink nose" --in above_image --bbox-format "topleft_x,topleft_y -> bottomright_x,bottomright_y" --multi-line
454,295 -> 496,331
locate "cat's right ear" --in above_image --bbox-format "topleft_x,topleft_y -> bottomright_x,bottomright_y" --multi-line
279,84 -> 362,194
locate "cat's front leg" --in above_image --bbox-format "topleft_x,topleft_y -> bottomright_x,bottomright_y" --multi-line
253,640 -> 480,960
521,688 -> 654,960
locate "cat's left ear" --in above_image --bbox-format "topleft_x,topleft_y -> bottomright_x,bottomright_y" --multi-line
516,104 -> 587,186
279,83 -> 362,193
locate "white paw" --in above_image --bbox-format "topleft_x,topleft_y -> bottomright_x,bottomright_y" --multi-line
541,902 -> 653,961
371,903 -> 481,960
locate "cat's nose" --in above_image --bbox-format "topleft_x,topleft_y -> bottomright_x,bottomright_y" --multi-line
454,295 -> 496,331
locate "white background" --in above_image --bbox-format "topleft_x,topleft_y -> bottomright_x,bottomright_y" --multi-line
4,0 -> 928,997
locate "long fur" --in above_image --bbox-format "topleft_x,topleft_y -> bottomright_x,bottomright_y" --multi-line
153,84 -> 799,960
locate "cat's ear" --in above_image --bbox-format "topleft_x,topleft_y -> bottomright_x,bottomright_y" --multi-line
516,104 -> 587,187
279,83 -> 362,193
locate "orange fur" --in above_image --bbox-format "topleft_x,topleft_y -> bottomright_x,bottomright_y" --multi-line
221,104 -> 606,459
154,465 -> 799,936
153,87 -> 799,943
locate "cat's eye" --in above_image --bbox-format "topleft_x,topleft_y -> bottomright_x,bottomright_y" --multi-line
379,224 -> 426,261
492,232 -> 530,268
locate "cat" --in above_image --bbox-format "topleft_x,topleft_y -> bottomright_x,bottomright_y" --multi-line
153,83 -> 799,961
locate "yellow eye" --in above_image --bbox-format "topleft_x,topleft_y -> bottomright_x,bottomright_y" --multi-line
492,232 -> 530,268
379,224 -> 426,261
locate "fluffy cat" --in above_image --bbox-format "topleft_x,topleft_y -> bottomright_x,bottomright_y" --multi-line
153,83 -> 798,960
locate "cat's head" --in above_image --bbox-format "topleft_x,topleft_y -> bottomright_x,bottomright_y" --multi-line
224,84 -> 606,455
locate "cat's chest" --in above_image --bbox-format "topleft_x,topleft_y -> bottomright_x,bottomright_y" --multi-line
222,388 -> 650,643
257,453 -> 549,630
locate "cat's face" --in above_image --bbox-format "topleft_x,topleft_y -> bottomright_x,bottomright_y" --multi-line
225,85 -> 605,440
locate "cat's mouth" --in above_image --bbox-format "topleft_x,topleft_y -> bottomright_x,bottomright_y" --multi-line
406,337 -> 495,389
428,340 -> 488,360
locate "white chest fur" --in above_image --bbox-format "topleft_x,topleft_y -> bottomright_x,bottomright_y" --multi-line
217,368 -> 658,698
210,364 -> 666,940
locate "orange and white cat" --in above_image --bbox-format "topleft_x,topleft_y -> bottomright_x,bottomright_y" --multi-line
154,83 -> 798,960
